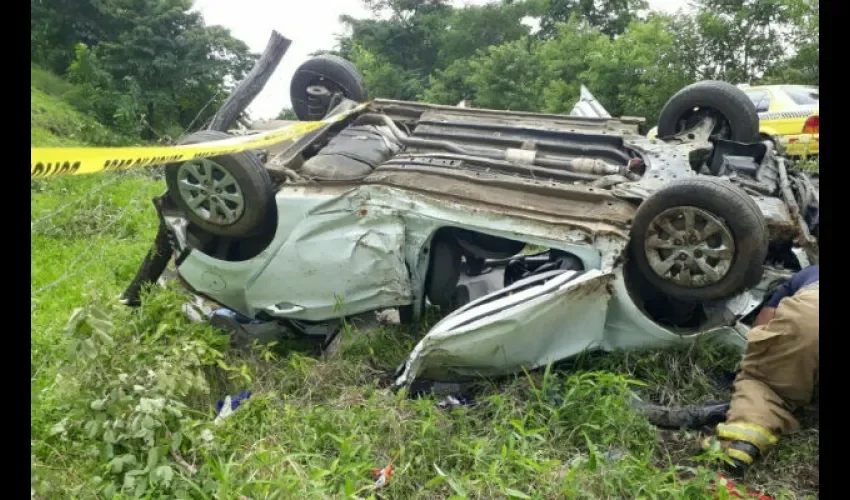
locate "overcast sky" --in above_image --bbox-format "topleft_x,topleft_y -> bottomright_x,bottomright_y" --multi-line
192,0 -> 686,120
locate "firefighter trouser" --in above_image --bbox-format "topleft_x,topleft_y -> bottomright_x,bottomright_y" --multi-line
719,282 -> 819,453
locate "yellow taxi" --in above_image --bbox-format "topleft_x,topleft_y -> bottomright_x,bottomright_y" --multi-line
647,84 -> 819,158
742,84 -> 818,157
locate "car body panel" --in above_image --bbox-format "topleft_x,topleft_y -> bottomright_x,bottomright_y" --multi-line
371,98 -> 645,136
394,265 -> 752,386
778,132 -> 819,157
570,85 -> 613,118
172,182 -> 631,322
601,268 -> 749,353
395,269 -> 614,384
246,190 -> 412,319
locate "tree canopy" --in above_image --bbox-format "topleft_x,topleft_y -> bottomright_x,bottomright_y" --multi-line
335,0 -> 818,125
31,0 -> 256,140
31,0 -> 818,139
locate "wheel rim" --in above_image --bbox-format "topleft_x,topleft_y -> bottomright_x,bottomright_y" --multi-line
674,107 -> 732,140
644,206 -> 735,288
175,158 -> 245,225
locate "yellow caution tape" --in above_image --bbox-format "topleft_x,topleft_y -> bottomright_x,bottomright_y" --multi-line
31,102 -> 371,178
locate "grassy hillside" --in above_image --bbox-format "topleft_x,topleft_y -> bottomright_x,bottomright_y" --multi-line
31,71 -> 817,499
31,67 -> 129,147
31,69 -> 168,496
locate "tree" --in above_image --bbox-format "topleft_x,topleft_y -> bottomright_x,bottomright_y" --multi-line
277,108 -> 298,120
33,0 -> 819,144
337,0 -> 452,100
532,0 -> 649,39
31,0 -> 114,74
346,43 -> 430,100
33,0 -> 256,139
436,2 -> 532,67
535,17 -> 613,114
586,15 -> 695,124
679,0 -> 799,83
424,14 -> 695,126
423,37 -> 547,111
759,0 -> 818,85
337,0 -> 531,100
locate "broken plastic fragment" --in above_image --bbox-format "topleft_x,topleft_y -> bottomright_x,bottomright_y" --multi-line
712,474 -> 773,500
372,464 -> 394,489
214,390 -> 251,425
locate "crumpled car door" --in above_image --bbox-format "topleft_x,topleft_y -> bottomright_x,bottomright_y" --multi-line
394,269 -> 614,386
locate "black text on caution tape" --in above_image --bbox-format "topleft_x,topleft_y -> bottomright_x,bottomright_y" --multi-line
101,155 -> 187,172
31,161 -> 83,178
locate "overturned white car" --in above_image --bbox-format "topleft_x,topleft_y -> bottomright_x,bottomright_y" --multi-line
123,55 -> 819,387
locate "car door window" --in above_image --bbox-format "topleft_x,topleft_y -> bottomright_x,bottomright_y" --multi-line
781,86 -> 818,105
745,90 -> 770,112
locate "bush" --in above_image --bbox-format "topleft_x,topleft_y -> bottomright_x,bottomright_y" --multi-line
32,288 -> 231,497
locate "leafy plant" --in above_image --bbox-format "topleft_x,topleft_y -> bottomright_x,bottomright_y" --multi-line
33,289 -> 230,497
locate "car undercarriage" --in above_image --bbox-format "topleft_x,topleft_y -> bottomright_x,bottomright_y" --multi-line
123,55 -> 819,387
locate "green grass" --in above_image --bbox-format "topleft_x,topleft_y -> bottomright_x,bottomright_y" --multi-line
31,72 -> 818,499
31,173 -> 164,375
31,66 -> 130,147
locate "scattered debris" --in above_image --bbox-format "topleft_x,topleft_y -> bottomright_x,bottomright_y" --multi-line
712,474 -> 774,500
214,390 -> 251,425
376,308 -> 401,325
603,447 -> 626,463
568,447 -> 627,469
436,395 -> 475,409
372,464 -> 394,489
569,84 -> 612,118
544,388 -> 564,407
170,449 -> 198,475
371,452 -> 401,490
209,308 -> 259,325
182,299 -> 211,323
207,307 -> 289,348
324,309 -> 403,357
712,370 -> 739,392
322,329 -> 345,357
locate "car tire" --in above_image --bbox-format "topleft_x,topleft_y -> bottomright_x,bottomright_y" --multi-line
657,81 -> 760,143
425,235 -> 463,309
629,177 -> 768,302
165,130 -> 275,238
290,54 -> 369,121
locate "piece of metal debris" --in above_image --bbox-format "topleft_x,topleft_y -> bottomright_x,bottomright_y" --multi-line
569,85 -> 612,118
